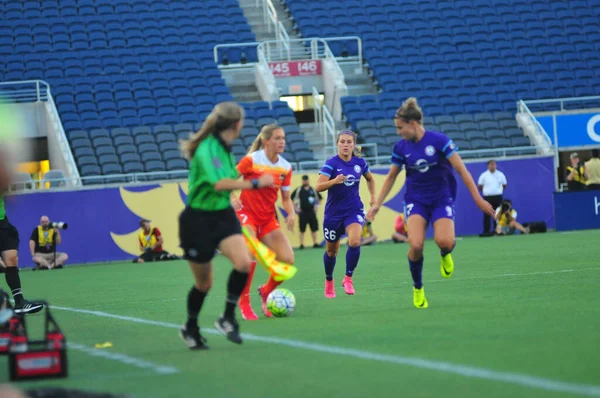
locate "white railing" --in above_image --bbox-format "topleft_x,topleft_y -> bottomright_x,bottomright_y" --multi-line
312,86 -> 324,145
46,89 -> 81,185
0,80 -> 49,103
256,46 -> 281,102
213,41 -> 260,68
312,86 -> 336,159
522,95 -> 600,112
0,80 -> 80,186
516,100 -> 553,154
260,0 -> 290,58
7,145 -> 551,192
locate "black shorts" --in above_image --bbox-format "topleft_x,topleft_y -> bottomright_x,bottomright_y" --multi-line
0,218 -> 20,253
299,210 -> 319,233
179,206 -> 242,263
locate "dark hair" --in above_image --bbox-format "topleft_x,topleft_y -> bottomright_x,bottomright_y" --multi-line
592,149 -> 599,158
302,175 -> 309,180
395,97 -> 423,124
487,160 -> 496,165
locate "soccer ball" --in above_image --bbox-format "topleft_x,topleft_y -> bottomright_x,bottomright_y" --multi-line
266,288 -> 296,317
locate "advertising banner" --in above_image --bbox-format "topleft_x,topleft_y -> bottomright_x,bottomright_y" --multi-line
554,190 -> 600,231
537,112 -> 600,148
4,157 -> 555,266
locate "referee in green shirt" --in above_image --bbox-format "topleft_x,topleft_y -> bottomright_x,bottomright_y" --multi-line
178,102 -> 273,349
0,131 -> 43,314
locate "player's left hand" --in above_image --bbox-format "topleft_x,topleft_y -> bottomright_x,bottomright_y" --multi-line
476,197 -> 495,216
366,205 -> 380,221
285,214 -> 296,231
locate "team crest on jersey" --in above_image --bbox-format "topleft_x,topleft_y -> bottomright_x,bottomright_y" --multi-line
353,165 -> 362,173
425,145 -> 435,156
279,173 -> 285,181
343,175 -> 358,186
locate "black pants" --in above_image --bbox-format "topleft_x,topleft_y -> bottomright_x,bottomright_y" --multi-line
483,195 -> 503,233
587,184 -> 600,190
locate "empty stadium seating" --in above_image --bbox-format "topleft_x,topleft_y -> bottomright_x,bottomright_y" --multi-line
284,0 -> 600,153
285,0 -> 600,115
0,0 -> 305,181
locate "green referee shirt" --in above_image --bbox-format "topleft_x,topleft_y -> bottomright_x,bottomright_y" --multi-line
0,194 -> 5,220
187,134 -> 238,211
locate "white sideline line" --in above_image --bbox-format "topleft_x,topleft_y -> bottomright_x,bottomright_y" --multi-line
54,306 -> 600,397
68,342 -> 178,375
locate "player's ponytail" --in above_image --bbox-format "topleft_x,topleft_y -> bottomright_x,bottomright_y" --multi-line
247,124 -> 282,154
180,102 -> 244,160
395,97 -> 423,124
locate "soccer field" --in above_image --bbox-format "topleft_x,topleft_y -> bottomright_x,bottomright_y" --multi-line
4,230 -> 600,397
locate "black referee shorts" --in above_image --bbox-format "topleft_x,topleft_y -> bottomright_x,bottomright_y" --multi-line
299,210 -> 319,233
178,206 -> 242,263
0,218 -> 20,253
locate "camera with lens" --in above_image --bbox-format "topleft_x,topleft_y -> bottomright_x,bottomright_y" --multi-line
50,222 -> 68,230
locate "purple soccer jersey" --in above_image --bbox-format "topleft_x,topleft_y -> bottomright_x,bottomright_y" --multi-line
319,155 -> 370,242
391,130 -> 459,224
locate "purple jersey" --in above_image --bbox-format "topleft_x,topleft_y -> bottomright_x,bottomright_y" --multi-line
391,131 -> 458,205
319,155 -> 370,219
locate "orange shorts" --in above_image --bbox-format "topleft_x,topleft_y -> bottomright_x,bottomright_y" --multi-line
236,210 -> 280,240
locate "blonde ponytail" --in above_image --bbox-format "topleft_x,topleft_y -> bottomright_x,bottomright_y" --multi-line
247,123 -> 282,154
179,102 -> 244,160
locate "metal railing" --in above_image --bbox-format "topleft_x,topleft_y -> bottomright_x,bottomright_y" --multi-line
0,80 -> 80,186
7,144 -> 552,193
522,95 -> 600,112
0,80 -> 49,103
517,100 -> 553,152
261,0 -> 290,57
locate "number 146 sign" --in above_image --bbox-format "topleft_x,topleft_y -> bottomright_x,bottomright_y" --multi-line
268,60 -> 322,77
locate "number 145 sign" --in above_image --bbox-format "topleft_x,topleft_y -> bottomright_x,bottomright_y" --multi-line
268,60 -> 322,77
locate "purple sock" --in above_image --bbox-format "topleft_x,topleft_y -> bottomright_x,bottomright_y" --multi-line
408,256 -> 424,289
323,252 -> 336,281
345,245 -> 361,277
441,241 -> 456,257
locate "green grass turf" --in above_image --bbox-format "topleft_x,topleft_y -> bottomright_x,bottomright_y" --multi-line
2,230 -> 600,397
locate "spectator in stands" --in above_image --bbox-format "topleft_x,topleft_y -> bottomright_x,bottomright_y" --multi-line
494,199 -> 529,235
134,219 -> 178,263
584,149 -> 600,190
29,216 -> 68,270
478,160 -> 507,236
565,152 -> 586,191
361,220 -> 377,246
291,175 -> 322,249
392,213 -> 408,243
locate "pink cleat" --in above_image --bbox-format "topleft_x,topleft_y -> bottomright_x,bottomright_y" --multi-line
342,275 -> 355,295
239,297 -> 259,321
257,285 -> 272,317
325,280 -> 336,298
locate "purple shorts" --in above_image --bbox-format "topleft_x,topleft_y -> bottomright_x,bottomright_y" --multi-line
404,199 -> 455,225
323,212 -> 365,242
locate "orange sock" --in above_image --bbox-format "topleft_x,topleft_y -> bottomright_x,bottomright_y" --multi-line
262,275 -> 282,297
239,261 -> 256,303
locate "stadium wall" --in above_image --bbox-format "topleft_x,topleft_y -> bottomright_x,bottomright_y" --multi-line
5,156 -> 555,266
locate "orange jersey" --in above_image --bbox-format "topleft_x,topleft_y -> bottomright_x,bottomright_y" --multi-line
237,150 -> 292,223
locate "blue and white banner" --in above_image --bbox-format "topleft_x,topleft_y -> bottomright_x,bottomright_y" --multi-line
554,190 -> 600,231
537,112 -> 600,148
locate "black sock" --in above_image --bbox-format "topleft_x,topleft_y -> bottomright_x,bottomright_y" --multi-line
225,269 -> 249,318
186,286 -> 207,330
5,267 -> 23,305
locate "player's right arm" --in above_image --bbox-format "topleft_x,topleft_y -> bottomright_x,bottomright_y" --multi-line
315,160 -> 345,192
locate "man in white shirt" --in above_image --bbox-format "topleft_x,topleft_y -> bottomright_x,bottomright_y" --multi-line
477,160 -> 507,236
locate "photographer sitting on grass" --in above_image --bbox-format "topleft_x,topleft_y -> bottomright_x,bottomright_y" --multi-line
29,216 -> 68,270
494,200 -> 529,235
134,219 -> 179,263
